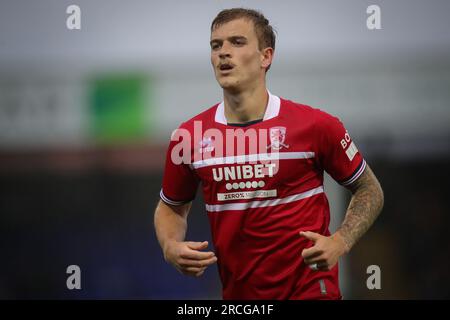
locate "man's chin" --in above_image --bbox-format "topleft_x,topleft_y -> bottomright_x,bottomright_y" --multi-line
218,80 -> 240,92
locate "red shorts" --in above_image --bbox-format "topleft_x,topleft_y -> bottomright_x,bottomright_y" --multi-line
221,263 -> 342,300
289,263 -> 342,300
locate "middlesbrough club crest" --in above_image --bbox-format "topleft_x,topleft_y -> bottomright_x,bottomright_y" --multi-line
198,136 -> 215,153
267,126 -> 289,150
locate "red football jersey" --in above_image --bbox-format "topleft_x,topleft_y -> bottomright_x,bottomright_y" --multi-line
160,92 -> 366,299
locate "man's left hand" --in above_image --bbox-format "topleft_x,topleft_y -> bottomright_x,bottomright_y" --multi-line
299,231 -> 349,271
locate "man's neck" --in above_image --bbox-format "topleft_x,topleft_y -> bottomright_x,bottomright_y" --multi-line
223,85 -> 269,124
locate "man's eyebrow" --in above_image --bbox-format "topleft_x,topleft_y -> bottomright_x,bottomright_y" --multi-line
210,36 -> 247,45
228,36 -> 247,41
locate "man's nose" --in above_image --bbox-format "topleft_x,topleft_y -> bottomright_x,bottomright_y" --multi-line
219,52 -> 231,59
218,42 -> 231,58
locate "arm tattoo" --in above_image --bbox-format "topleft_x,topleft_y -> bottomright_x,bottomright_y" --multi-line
337,165 -> 384,252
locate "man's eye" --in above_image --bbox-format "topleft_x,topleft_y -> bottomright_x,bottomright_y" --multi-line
211,43 -> 220,50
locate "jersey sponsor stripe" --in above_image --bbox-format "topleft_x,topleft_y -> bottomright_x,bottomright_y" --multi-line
205,185 -> 324,212
192,152 -> 315,169
217,189 -> 277,201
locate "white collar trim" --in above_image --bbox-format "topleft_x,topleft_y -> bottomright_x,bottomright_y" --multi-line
214,90 -> 281,125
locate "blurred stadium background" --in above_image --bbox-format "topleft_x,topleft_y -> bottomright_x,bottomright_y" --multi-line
0,0 -> 449,299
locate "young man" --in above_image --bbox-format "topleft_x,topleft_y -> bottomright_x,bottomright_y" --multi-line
154,8 -> 384,299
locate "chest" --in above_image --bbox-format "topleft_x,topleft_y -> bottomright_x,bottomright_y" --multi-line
191,123 -> 319,190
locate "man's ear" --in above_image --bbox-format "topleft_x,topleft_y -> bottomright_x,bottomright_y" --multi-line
261,47 -> 274,69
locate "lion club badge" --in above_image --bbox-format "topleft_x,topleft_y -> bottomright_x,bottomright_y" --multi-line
267,126 -> 289,150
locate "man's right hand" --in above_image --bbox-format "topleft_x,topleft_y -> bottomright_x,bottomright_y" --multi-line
163,240 -> 217,277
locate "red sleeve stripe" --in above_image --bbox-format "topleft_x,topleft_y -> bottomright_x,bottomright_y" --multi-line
159,189 -> 191,206
340,159 -> 367,186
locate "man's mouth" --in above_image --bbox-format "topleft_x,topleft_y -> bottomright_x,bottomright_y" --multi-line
219,63 -> 234,71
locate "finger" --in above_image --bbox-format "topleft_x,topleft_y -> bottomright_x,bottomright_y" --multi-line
316,262 -> 330,271
304,256 -> 326,265
301,246 -> 323,259
195,270 -> 205,277
307,261 -> 329,272
178,258 -> 202,268
186,241 -> 209,250
180,249 -> 216,260
181,270 -> 203,277
178,256 -> 218,268
299,231 -> 322,242
182,266 -> 206,274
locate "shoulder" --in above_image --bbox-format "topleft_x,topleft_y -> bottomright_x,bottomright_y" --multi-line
280,97 -> 339,124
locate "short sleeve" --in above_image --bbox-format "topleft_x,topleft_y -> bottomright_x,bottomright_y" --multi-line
315,110 -> 366,186
160,127 -> 200,206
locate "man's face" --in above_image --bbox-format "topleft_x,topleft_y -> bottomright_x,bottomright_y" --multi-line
210,18 -> 270,91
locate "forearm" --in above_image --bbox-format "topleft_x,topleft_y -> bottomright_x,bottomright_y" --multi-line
154,200 -> 190,255
336,165 -> 384,252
